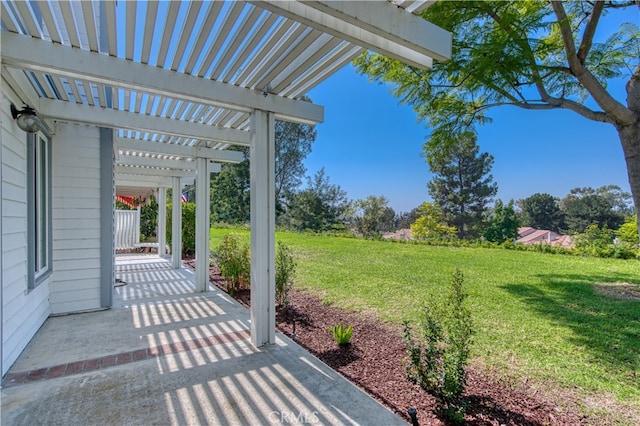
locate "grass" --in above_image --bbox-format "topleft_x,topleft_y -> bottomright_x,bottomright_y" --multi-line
210,228 -> 640,412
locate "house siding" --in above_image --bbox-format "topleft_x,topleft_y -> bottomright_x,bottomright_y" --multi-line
1,80 -> 52,377
50,123 -> 103,314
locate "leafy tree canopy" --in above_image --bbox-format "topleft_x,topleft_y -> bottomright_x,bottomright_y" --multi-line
353,195 -> 396,237
561,190 -> 625,233
518,192 -> 565,232
279,168 -> 350,232
410,202 -> 458,241
354,0 -> 640,240
484,200 -> 521,243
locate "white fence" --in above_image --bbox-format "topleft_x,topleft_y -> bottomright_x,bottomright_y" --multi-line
115,208 -> 140,250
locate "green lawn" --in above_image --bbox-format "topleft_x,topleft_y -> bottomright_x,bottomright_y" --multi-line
210,228 -> 640,411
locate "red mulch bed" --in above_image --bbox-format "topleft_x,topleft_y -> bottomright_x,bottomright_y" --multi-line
185,260 -> 587,425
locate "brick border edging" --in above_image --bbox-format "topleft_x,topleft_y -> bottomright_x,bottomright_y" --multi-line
2,329 -> 250,388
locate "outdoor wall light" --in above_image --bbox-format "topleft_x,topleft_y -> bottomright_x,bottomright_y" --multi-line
11,103 -> 44,133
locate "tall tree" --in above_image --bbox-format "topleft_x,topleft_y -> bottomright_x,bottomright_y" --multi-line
484,200 -> 521,243
560,191 -> 625,233
274,101 -> 317,206
427,133 -> 497,239
210,113 -> 317,224
279,168 -> 350,232
566,185 -> 634,216
354,0 -> 640,240
353,195 -> 396,237
518,193 -> 565,232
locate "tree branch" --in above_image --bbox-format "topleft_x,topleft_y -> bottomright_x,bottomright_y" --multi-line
577,0 -> 605,63
473,98 -> 616,123
550,0 -> 635,125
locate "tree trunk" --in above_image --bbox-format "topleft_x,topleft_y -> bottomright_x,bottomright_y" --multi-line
618,122 -> 640,243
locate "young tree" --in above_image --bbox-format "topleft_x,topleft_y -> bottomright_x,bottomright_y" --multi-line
353,195 -> 396,237
518,193 -> 565,232
410,202 -> 457,241
427,133 -> 497,239
484,200 -> 520,243
355,1 -> 640,240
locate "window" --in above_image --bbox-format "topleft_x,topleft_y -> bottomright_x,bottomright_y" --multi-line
28,131 -> 52,287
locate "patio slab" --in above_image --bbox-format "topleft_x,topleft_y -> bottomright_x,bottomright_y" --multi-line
1,255 -> 406,425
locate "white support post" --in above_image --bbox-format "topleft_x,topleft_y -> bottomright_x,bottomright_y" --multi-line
171,177 -> 182,269
157,187 -> 167,256
195,157 -> 210,292
250,110 -> 276,346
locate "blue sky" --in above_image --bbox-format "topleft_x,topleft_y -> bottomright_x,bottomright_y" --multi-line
305,9 -> 636,214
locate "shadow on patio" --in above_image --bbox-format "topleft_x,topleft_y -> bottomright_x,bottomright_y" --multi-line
1,255 -> 404,425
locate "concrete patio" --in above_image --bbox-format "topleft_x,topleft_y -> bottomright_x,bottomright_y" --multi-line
1,255 -> 405,425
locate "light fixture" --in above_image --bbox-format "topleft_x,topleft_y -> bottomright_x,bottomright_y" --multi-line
11,103 -> 44,133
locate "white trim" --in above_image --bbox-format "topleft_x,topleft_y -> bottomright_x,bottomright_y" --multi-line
195,157 -> 209,292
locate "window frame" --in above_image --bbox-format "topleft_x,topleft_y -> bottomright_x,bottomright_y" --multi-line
27,130 -> 52,289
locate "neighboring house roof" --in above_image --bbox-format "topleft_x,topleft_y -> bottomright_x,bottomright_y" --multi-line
382,228 -> 413,240
516,227 -> 574,248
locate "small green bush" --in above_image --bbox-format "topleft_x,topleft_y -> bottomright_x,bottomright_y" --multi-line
275,241 -> 296,308
214,234 -> 250,295
403,268 -> 473,420
327,322 -> 353,346
167,202 -> 196,256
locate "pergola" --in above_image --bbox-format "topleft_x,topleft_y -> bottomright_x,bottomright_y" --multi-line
1,0 -> 451,347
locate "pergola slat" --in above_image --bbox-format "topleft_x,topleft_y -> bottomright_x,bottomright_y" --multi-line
140,1 -> 158,64
1,2 -> 20,33
14,1 -> 42,38
220,12 -> 279,84
183,1 -> 223,75
38,1 -> 62,44
125,1 -> 136,60
170,1 -> 202,71
82,80 -> 95,106
208,4 -> 262,81
103,1 -> 117,56
59,1 -> 81,48
80,1 -> 99,52
198,1 -> 246,78
156,1 -> 180,68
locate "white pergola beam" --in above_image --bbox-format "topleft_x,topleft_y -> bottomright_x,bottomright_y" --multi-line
116,154 -> 221,172
37,99 -> 251,146
115,165 -> 196,179
1,32 -> 324,125
157,187 -> 167,256
116,177 -> 173,188
116,137 -> 244,163
254,0 -> 452,69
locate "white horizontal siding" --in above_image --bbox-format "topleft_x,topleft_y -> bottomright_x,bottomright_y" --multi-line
50,122 -> 103,315
2,80 -> 52,376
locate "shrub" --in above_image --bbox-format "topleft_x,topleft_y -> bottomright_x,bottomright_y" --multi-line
403,268 -> 473,420
574,224 -> 638,259
214,234 -> 250,295
275,242 -> 296,308
140,196 -> 158,240
327,322 -> 353,346
167,202 -> 196,256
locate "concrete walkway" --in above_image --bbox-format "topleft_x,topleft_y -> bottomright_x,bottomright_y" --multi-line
1,255 -> 405,426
